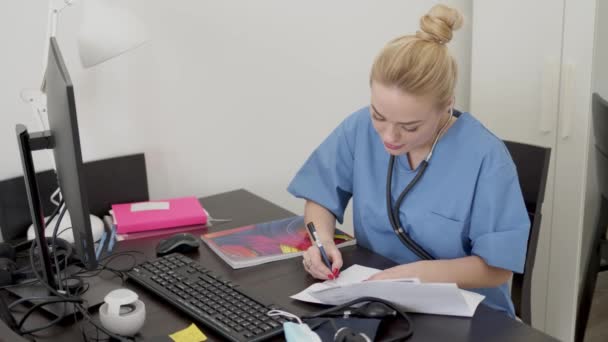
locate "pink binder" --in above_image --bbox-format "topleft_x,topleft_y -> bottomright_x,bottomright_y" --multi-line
112,196 -> 207,234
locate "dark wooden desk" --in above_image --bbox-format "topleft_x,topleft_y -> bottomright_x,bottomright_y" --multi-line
8,189 -> 558,341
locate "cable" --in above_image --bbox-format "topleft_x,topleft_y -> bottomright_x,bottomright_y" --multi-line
74,303 -> 132,342
15,231 -> 143,338
74,251 -> 144,278
16,298 -> 82,331
30,236 -> 67,298
10,198 -> 66,276
51,204 -> 68,293
0,279 -> 39,290
2,238 -> 73,336
66,251 -> 144,341
5,205 -> 71,304
19,309 -> 70,335
99,251 -> 142,272
44,198 -> 64,227
28,230 -> 61,298
2,203 -> 69,295
11,238 -> 75,335
56,226 -> 73,239
8,296 -> 65,310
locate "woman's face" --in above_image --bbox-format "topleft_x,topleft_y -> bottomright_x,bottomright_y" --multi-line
370,82 -> 448,156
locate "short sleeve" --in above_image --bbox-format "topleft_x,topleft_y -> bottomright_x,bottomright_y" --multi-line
287,116 -> 357,224
469,160 -> 531,273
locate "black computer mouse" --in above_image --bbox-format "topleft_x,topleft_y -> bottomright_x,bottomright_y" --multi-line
156,233 -> 200,256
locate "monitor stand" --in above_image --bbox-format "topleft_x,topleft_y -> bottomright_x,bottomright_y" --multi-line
11,125 -> 119,322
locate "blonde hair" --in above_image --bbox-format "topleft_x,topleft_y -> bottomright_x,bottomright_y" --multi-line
370,4 -> 464,109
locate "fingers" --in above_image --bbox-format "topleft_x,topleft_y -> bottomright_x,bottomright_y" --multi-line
365,274 -> 379,281
364,271 -> 388,281
327,246 -> 343,276
365,267 -> 400,282
303,246 -> 334,280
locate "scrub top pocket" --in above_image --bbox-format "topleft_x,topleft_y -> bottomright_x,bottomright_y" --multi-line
414,210 -> 468,259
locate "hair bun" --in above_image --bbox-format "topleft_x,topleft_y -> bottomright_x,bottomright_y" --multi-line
416,4 -> 464,45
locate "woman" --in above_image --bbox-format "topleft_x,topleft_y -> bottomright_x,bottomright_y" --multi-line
287,4 -> 530,318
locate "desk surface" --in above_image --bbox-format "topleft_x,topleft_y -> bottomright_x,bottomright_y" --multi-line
8,189 -> 558,341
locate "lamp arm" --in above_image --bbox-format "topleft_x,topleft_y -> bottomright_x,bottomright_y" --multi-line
17,1 -> 74,180
42,0 -> 75,86
19,89 -> 58,172
23,0 -> 75,122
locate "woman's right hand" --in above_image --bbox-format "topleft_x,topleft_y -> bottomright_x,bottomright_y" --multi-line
302,242 -> 343,280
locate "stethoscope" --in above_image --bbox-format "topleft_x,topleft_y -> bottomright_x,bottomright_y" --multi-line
386,108 -> 454,261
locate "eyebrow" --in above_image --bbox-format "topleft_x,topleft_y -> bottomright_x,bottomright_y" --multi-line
371,104 -> 423,126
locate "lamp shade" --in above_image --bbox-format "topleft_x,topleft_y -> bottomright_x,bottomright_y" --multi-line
77,0 -> 148,68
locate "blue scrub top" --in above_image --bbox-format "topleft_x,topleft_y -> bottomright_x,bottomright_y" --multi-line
288,107 -> 530,318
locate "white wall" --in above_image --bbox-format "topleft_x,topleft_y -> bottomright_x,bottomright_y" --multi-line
0,0 -> 472,233
593,0 -> 608,100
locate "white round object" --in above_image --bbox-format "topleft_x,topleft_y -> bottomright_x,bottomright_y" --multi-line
27,211 -> 104,244
99,289 -> 146,336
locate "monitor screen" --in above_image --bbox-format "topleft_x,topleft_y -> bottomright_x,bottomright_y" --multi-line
45,37 -> 97,269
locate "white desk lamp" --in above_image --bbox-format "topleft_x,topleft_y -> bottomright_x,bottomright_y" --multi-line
78,0 -> 149,68
23,0 -> 149,243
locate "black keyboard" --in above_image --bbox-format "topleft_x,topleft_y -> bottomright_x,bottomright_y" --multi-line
127,253 -> 286,342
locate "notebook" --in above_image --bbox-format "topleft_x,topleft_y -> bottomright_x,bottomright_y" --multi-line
201,216 -> 356,269
112,196 -> 207,234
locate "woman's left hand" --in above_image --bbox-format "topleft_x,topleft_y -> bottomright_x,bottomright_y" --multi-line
366,262 -> 424,281
366,257 -> 512,288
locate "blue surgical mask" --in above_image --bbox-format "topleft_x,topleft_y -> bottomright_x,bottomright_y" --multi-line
283,321 -> 322,342
267,309 -> 321,342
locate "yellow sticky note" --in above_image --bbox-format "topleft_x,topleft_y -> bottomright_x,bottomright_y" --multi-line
169,323 -> 207,342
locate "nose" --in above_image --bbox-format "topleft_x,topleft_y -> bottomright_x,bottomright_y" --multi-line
382,124 -> 401,143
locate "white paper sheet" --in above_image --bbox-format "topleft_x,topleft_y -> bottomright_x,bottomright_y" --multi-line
290,264 -> 485,317
290,264 -> 382,304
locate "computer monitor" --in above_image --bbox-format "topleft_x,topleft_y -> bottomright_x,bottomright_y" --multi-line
44,36 -> 97,270
11,37 -> 101,318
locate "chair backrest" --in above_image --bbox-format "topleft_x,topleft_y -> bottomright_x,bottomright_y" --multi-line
504,140 -> 551,325
0,153 -> 149,242
575,93 -> 608,342
592,93 -> 608,198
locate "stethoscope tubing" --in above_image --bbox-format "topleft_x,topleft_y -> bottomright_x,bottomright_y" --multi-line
385,108 -> 455,261
386,156 -> 435,260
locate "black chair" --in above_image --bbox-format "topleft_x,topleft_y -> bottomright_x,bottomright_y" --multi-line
0,153 -> 149,242
504,140 -> 551,325
575,93 -> 608,342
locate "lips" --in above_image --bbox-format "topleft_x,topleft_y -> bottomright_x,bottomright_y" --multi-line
384,142 -> 404,150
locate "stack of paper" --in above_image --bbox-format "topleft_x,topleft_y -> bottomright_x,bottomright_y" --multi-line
291,265 -> 485,317
110,208 -> 210,242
